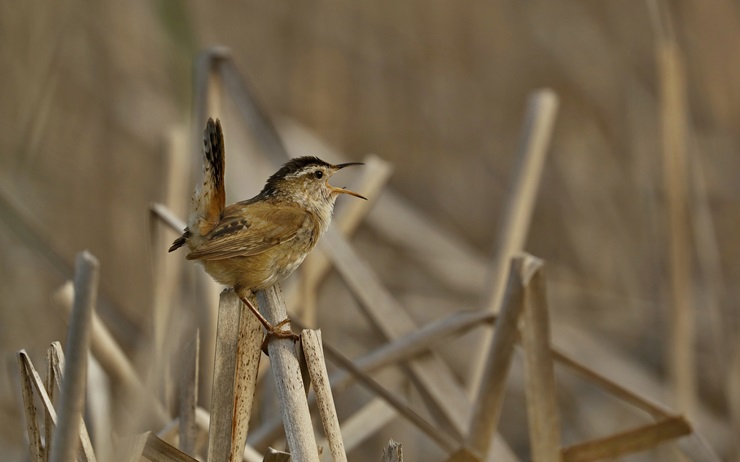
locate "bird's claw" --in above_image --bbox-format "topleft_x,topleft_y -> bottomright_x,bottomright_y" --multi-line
260,318 -> 300,354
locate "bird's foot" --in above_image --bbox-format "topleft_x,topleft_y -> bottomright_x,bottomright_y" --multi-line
238,295 -> 300,352
260,318 -> 300,353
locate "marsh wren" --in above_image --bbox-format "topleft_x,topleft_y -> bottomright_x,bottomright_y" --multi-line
169,118 -> 366,340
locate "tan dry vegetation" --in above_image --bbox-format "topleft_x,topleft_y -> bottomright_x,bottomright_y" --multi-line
1,1 -> 739,461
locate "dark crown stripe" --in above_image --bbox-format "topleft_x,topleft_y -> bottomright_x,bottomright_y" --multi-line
262,156 -> 331,194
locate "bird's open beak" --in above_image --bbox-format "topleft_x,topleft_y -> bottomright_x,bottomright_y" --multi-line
329,185 -> 367,200
329,162 -> 367,200
334,162 -> 365,170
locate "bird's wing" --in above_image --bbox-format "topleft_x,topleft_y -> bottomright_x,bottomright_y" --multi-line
185,202 -> 308,261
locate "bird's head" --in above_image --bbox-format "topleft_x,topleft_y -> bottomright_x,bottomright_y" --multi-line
262,156 -> 366,207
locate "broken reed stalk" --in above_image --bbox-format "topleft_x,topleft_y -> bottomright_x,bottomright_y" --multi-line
262,448 -> 292,462
382,439 -> 403,462
17,346 -> 96,462
17,351 -> 43,462
256,285 -> 320,462
465,254 -> 542,459
301,330 -> 347,462
120,431 -> 198,462
50,251 -> 99,462
207,290 -> 262,462
44,346 -> 56,461
469,89 -> 559,398
520,261 -> 562,462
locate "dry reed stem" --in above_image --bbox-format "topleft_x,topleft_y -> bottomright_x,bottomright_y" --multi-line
193,47 -> 232,157
466,255 -> 541,459
688,143 -> 729,372
52,282 -> 169,426
674,433 -> 723,462
192,49 -> 232,408
659,38 -> 696,417
319,398 -> 396,454
381,439 -> 403,462
485,435 -> 522,462
469,89 -> 559,397
17,348 -> 96,462
216,55 -> 291,161
731,347 -> 740,462
230,305 -> 263,462
321,225 -> 470,438
87,355 -> 113,461
257,285 -> 320,462
150,127 -> 191,406
301,330 -> 347,462
325,310 -> 495,390
551,349 -> 674,419
318,336 -> 459,453
649,0 -> 696,418
120,432 -> 198,462
561,416 -> 690,462
686,146 -> 736,457
553,324 -> 731,453
143,433 -> 200,462
158,407 -> 264,462
17,351 -> 43,462
153,196 -> 219,413
207,291 -> 262,462
178,329 -> 199,455
520,263 -> 562,461
50,251 -> 99,462
0,184 -> 133,338
263,448 -> 292,462
48,345 -> 96,462
44,346 -> 56,462
249,310 -> 494,451
150,203 -> 186,235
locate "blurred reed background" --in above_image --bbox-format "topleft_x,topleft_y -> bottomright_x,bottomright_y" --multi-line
1,1 -> 739,460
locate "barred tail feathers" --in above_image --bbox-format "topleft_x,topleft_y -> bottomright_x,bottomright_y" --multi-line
189,118 -> 226,237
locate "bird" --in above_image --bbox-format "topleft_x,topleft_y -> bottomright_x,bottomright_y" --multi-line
169,118 -> 366,341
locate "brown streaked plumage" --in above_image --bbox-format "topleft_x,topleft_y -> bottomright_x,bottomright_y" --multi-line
170,118 -> 366,340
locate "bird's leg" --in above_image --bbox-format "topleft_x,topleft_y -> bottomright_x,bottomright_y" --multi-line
238,295 -> 300,346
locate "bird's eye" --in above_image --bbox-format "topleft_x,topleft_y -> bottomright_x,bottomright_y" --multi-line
314,170 -> 324,179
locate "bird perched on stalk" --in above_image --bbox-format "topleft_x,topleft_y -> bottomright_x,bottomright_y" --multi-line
170,118 -> 366,340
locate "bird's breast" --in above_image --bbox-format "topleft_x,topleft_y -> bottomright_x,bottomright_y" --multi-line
200,207 -> 329,292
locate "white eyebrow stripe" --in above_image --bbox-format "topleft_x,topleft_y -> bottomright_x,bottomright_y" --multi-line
285,166 -> 322,179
